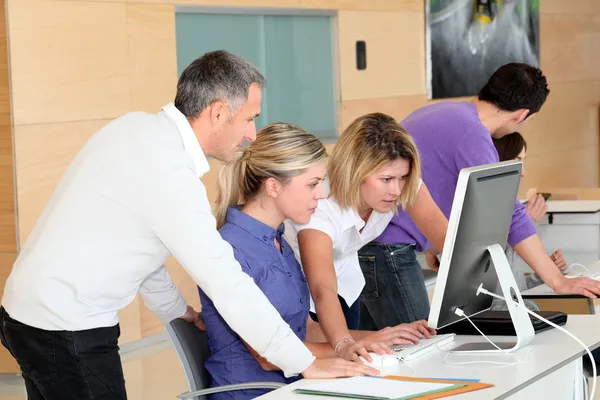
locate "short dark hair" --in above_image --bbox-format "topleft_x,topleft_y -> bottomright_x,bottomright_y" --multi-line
493,132 -> 528,162
174,50 -> 266,118
478,63 -> 549,116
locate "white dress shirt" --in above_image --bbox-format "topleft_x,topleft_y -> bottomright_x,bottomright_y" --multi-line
2,103 -> 315,377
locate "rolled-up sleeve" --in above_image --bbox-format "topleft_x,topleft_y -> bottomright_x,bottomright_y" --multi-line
145,163 -> 315,377
507,199 -> 536,247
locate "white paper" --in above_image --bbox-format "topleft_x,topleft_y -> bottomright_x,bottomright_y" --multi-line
300,376 -> 455,399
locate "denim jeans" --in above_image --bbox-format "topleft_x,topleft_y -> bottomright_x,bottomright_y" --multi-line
0,307 -> 127,400
358,242 -> 430,330
310,294 -> 361,330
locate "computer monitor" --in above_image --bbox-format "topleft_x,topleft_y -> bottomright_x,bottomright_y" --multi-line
428,160 -> 535,353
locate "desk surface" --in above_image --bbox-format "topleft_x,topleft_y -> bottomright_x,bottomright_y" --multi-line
546,200 -> 600,214
522,260 -> 600,298
257,315 -> 600,400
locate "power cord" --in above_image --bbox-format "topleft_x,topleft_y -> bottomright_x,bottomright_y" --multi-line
439,308 -> 532,366
453,308 -> 504,352
567,263 -> 592,277
477,285 -> 596,400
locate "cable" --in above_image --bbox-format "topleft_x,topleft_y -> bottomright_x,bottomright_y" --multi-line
454,308 -> 504,352
402,359 -> 416,373
568,263 -> 592,277
477,286 -> 596,400
440,308 -> 531,367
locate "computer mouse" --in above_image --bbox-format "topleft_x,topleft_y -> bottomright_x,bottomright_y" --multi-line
360,353 -> 400,369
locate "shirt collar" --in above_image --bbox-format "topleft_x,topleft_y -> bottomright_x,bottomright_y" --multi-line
339,205 -> 388,233
225,206 -> 287,248
323,180 -> 366,232
161,103 -> 210,177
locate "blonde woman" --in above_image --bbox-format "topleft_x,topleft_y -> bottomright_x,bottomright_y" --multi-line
198,123 -> 385,400
284,113 -> 447,361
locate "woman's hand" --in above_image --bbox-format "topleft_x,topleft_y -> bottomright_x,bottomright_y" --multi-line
526,193 -> 548,222
336,340 -> 394,363
550,249 -> 567,271
363,320 -> 435,347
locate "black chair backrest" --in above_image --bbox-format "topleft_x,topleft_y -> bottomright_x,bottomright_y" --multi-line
167,318 -> 211,398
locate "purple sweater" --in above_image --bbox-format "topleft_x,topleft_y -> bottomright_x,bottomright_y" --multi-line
376,101 -> 536,251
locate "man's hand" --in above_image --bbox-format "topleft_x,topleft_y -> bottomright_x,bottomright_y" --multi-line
425,250 -> 440,271
302,358 -> 380,378
180,305 -> 206,331
525,193 -> 548,223
550,249 -> 568,271
553,276 -> 600,299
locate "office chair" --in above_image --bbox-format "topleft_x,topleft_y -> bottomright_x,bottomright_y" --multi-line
165,315 -> 286,400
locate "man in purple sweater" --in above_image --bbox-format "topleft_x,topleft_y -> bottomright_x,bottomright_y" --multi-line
358,63 -> 600,331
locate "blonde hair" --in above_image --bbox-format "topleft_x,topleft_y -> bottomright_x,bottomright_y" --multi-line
328,112 -> 421,212
216,122 -> 328,229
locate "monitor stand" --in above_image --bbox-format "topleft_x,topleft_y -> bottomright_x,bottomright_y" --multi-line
448,243 -> 535,354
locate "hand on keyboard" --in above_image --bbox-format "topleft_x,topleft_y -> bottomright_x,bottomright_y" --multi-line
360,353 -> 400,370
392,333 -> 456,361
363,320 -> 436,347
336,340 -> 394,364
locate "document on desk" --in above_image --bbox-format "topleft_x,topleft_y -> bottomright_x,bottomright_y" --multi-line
293,377 -> 463,399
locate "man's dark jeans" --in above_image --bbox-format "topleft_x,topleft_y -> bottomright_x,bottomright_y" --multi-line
0,307 -> 127,399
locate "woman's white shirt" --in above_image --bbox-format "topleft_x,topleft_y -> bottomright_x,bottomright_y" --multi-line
284,197 -> 393,312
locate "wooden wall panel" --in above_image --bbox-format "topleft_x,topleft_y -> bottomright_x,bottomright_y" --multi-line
338,11 -> 425,101
519,81 -> 599,157
341,95 -> 428,131
127,4 -> 178,112
8,0 -> 131,125
0,0 -> 18,372
540,0 -> 595,15
126,0 -> 423,13
0,131 -> 15,253
0,0 -> 15,254
540,14 -> 596,83
520,146 -> 599,192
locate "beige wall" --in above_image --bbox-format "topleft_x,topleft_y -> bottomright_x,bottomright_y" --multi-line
0,0 -> 20,373
3,0 -> 600,356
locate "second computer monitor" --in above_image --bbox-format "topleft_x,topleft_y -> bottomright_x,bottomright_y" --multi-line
428,161 -> 533,345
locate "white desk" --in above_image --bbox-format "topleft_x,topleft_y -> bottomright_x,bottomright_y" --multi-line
257,315 -> 600,399
536,200 -> 600,267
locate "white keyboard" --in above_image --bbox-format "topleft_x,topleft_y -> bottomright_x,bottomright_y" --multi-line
391,333 -> 456,361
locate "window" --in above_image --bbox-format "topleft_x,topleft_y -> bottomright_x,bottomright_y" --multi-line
175,7 -> 338,140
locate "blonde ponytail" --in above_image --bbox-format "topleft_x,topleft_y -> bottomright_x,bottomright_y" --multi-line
215,153 -> 244,229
